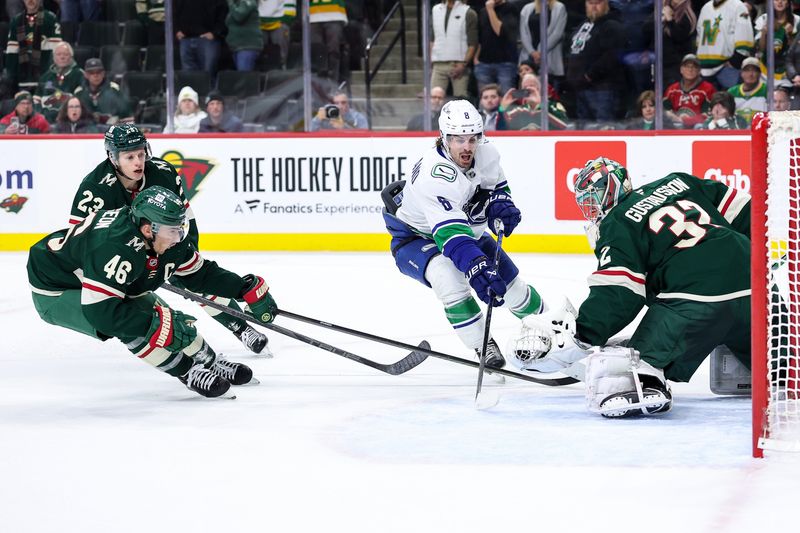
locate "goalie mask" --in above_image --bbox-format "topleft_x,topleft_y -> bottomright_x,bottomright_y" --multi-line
131,186 -> 189,244
438,99 -> 484,168
574,157 -> 632,224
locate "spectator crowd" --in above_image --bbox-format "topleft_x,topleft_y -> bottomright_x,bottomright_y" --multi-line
0,0 -> 797,133
420,0 -> 799,131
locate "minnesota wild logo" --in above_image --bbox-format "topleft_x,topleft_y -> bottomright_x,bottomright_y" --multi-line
160,150 -> 215,201
0,193 -> 27,213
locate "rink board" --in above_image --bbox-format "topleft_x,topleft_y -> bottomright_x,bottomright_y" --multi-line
0,131 -> 749,251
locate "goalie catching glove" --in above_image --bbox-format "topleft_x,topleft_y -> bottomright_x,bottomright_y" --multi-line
241,274 -> 278,323
509,298 -> 587,372
145,305 -> 198,354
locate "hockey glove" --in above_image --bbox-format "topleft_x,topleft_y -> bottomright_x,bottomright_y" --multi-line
145,305 -> 198,354
241,274 -> 278,323
465,255 -> 507,306
486,192 -> 521,236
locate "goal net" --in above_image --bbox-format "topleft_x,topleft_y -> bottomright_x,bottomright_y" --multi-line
752,112 -> 800,457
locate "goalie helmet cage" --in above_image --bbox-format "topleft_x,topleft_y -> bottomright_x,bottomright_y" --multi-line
752,112 -> 800,458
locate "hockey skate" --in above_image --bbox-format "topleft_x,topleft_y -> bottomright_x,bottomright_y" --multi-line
599,387 -> 672,418
180,364 -> 233,399
475,338 -> 506,370
210,357 -> 258,386
235,325 -> 273,357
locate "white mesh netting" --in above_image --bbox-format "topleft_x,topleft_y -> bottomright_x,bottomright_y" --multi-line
762,112 -> 800,451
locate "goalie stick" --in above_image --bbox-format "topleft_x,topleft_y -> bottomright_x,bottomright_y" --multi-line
275,310 -> 579,386
160,283 -> 429,376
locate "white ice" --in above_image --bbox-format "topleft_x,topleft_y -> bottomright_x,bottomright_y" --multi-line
2,251 -> 798,533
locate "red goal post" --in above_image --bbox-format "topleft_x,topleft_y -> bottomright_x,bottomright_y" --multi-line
751,112 -> 800,458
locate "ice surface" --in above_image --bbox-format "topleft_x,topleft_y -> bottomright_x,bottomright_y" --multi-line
2,251 -> 798,533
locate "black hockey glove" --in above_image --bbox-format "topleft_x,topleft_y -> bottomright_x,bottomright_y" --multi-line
465,255 -> 507,306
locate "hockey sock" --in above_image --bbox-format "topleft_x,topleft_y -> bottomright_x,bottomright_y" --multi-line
444,297 -> 485,349
506,283 -> 544,319
201,295 -> 248,332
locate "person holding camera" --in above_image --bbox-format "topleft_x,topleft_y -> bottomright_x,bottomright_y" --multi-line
498,73 -> 567,130
310,91 -> 367,131
0,90 -> 49,134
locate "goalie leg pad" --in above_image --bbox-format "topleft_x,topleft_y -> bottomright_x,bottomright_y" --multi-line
585,347 -> 672,418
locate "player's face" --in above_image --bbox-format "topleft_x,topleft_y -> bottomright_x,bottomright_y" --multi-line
152,221 -> 188,253
447,134 -> 481,169
116,148 -> 146,180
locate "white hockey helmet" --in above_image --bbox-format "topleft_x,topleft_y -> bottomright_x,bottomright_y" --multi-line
438,99 -> 484,140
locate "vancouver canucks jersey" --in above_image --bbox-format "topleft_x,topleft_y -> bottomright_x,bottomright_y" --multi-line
68,158 -> 198,245
576,173 -> 751,346
396,141 -> 510,265
28,207 -> 246,342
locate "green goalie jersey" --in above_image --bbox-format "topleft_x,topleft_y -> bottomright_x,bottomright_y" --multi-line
27,207 -> 246,342
576,173 -> 751,346
68,158 -> 199,246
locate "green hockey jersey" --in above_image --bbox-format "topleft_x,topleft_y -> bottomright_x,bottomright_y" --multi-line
68,157 -> 199,246
28,207 -> 246,342
576,173 -> 751,345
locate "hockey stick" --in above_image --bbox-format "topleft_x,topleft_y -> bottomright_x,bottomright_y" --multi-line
475,220 -> 505,408
275,311 -> 579,386
160,283 -> 429,376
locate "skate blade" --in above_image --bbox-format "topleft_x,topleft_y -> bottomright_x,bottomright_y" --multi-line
254,348 -> 274,359
475,391 -> 500,410
486,372 -> 506,385
242,376 -> 260,386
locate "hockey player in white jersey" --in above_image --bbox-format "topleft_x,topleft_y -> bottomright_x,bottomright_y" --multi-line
381,99 -> 547,369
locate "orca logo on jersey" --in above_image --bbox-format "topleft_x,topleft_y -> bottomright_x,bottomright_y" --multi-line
431,163 -> 457,182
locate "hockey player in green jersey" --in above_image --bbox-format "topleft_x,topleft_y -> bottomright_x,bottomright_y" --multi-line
27,186 -> 278,398
67,123 -> 272,357
512,157 -> 751,417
